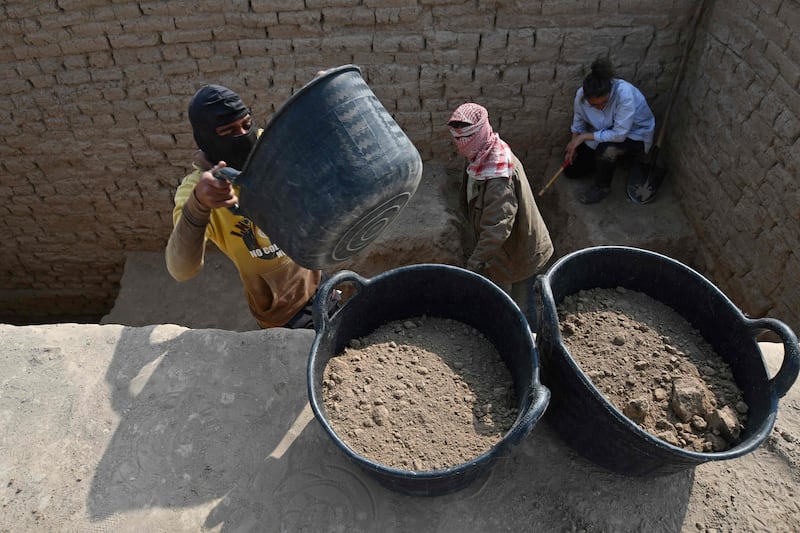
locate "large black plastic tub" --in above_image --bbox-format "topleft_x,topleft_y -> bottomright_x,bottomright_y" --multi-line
308,264 -> 550,496
535,246 -> 799,476
232,65 -> 423,270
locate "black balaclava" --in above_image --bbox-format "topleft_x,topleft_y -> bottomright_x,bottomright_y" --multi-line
188,85 -> 258,171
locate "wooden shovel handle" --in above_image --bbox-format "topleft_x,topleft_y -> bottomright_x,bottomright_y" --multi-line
537,161 -> 569,196
655,0 -> 708,150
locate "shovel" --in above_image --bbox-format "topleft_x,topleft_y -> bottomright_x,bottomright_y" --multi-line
537,160 -> 570,197
626,129 -> 667,204
627,0 -> 708,204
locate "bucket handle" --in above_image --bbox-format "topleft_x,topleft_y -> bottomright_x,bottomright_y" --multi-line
746,316 -> 800,399
494,380 -> 551,457
212,166 -> 243,215
312,270 -> 367,330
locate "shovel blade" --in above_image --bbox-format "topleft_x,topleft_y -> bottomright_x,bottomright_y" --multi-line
627,160 -> 666,204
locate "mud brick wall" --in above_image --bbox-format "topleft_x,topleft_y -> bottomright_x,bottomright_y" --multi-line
669,0 -> 800,332
0,0 -> 797,333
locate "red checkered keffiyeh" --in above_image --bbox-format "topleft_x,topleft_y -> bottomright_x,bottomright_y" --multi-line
448,103 -> 513,181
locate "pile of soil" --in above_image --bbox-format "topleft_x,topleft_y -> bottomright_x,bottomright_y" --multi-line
557,287 -> 748,452
321,316 -> 517,471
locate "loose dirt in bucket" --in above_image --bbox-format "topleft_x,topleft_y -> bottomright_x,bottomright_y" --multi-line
557,287 -> 749,452
321,316 -> 518,471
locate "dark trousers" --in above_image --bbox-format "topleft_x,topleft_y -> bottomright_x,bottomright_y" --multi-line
564,139 -> 646,188
282,273 -> 341,330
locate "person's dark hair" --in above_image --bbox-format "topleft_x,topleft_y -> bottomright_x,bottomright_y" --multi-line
582,57 -> 615,99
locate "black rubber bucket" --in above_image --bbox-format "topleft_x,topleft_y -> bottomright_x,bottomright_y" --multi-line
535,246 -> 800,476
226,64 -> 423,270
307,264 -> 551,496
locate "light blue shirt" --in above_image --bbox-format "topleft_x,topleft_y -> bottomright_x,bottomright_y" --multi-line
571,79 -> 655,153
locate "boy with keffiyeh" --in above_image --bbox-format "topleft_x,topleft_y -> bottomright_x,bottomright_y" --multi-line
448,103 -> 554,330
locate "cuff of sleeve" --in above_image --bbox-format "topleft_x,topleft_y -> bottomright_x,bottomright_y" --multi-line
182,191 -> 211,228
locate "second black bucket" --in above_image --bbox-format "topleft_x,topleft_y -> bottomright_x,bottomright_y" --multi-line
535,246 -> 799,476
307,264 -> 551,496
231,65 -> 423,270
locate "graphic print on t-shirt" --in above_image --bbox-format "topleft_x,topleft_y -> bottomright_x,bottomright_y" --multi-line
230,218 -> 286,260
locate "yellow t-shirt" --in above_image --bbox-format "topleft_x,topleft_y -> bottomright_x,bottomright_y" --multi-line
172,170 -> 320,328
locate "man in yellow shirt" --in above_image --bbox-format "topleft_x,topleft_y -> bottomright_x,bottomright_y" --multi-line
165,84 -> 333,329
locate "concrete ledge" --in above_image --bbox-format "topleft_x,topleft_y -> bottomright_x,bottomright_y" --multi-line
1,323 -> 796,531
